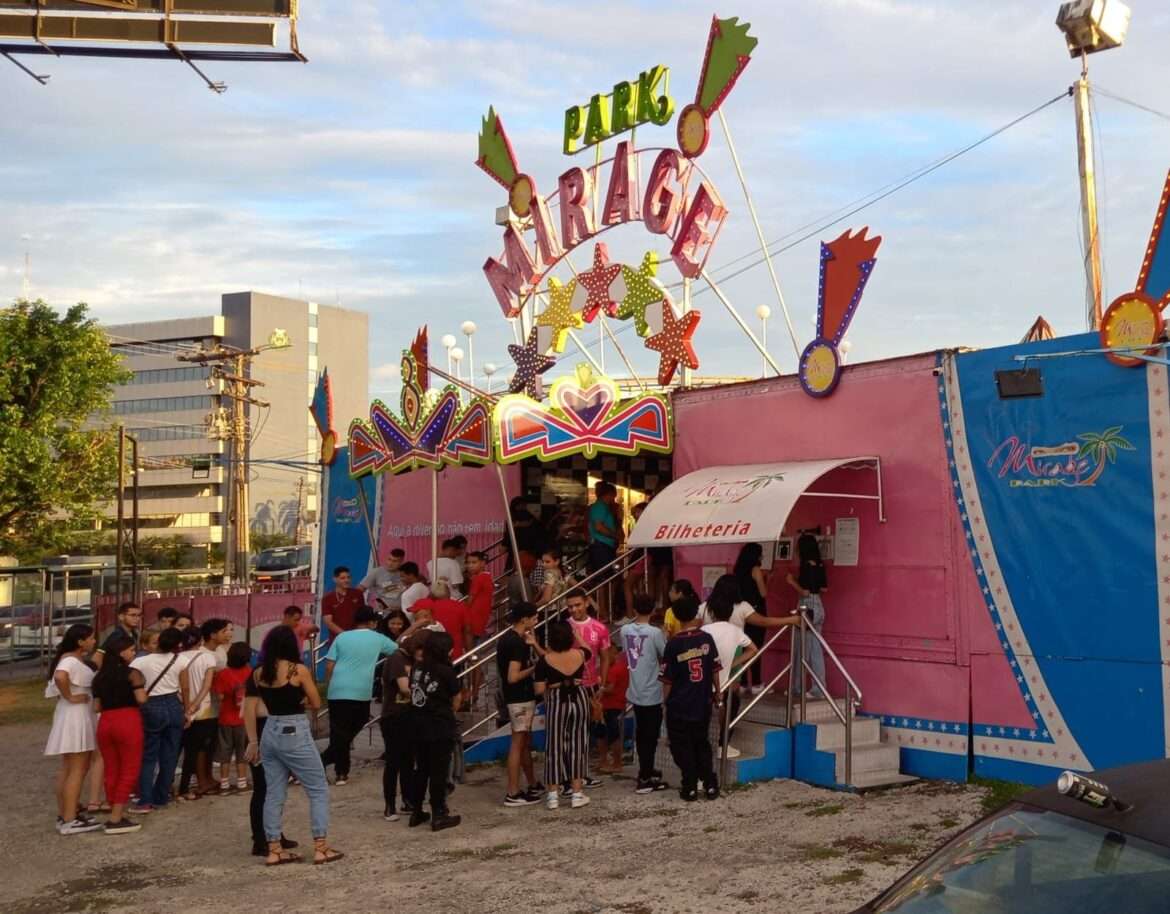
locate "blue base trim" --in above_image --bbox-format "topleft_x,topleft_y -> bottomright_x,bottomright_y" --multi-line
975,754 -> 1070,787
734,728 -> 793,783
462,724 -> 547,765
794,723 -> 839,787
900,747 -> 968,782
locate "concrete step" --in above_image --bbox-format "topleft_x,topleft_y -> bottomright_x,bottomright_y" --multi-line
814,716 -> 881,751
740,693 -> 858,727
848,770 -> 920,791
834,742 -> 901,783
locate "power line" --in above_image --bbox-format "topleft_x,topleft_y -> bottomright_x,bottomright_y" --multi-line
1094,86 -> 1170,124
679,91 -> 1071,297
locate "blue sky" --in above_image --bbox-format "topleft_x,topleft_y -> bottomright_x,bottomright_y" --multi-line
3,0 -> 1170,413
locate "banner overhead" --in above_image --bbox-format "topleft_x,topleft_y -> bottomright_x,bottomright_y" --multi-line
627,457 -> 880,548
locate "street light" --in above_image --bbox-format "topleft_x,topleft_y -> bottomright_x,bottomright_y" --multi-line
1055,0 -> 1131,330
483,361 -> 498,395
450,346 -> 465,401
755,304 -> 771,376
461,320 -> 478,392
441,333 -> 456,376
839,339 -> 853,365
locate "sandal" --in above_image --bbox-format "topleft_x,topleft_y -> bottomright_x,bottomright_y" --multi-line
313,836 -> 344,865
265,840 -> 301,866
177,792 -> 200,802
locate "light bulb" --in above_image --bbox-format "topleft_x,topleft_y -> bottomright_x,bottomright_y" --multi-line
755,304 -> 771,320
483,362 -> 498,376
461,321 -> 478,336
450,346 -> 464,362
441,334 -> 456,349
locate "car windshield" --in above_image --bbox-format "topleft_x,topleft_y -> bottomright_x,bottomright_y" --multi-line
873,804 -> 1170,914
256,548 -> 298,571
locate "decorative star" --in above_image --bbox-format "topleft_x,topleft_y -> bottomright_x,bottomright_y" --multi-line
645,305 -> 701,385
616,251 -> 666,337
507,327 -> 557,400
534,276 -> 583,353
576,242 -> 622,323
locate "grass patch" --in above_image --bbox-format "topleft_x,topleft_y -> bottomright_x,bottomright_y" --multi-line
792,843 -> 844,862
0,676 -> 53,727
832,836 -> 918,864
939,817 -> 960,828
703,824 -> 720,833
805,802 -> 845,817
971,776 -> 1032,814
723,780 -> 758,794
823,868 -> 865,886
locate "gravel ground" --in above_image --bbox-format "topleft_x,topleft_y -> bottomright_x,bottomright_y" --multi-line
0,720 -> 989,914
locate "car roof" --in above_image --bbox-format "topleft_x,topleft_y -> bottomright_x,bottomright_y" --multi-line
1016,758 -> 1170,847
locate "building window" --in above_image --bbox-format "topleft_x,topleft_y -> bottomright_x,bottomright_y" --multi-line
127,425 -> 209,442
308,340 -> 318,356
125,366 -> 210,385
308,311 -> 318,328
112,395 -> 215,415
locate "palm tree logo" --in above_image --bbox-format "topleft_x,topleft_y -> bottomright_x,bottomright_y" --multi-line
1076,426 -> 1134,486
733,472 -> 785,503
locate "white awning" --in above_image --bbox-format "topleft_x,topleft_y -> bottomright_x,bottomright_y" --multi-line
627,457 -> 883,548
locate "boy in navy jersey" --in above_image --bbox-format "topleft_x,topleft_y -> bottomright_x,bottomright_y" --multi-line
659,595 -> 722,801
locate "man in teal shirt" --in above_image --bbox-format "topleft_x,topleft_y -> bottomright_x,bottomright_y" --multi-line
321,606 -> 397,786
588,481 -> 620,619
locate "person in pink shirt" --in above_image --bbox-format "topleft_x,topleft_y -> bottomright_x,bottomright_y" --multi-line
564,589 -> 610,689
282,605 -> 319,656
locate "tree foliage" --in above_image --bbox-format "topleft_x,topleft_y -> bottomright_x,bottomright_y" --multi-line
0,300 -> 130,558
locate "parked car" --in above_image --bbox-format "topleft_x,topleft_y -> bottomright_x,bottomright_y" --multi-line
853,760 -> 1170,912
251,545 -> 311,583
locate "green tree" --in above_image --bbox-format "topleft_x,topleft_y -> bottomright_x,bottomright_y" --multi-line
0,300 -> 130,558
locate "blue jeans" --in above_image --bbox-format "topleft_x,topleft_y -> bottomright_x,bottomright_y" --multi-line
793,595 -> 827,698
261,713 -> 329,841
139,694 -> 184,807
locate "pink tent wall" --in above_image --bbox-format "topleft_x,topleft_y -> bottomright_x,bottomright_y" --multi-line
669,354 -> 1035,772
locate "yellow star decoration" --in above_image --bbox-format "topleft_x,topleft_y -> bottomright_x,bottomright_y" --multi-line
535,276 -> 584,353
616,251 -> 665,337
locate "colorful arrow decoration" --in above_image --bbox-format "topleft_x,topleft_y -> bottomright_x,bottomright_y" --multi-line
799,228 -> 881,398
677,15 -> 758,159
309,367 -> 338,465
494,364 -> 673,464
347,328 -> 493,478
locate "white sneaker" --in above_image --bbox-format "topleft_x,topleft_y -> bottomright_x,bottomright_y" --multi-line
570,792 -> 590,809
546,791 -> 559,810
724,745 -> 742,759
60,817 -> 103,835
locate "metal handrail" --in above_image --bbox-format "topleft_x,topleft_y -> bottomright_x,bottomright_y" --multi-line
791,612 -> 861,786
715,624 -> 793,788
459,548 -> 645,745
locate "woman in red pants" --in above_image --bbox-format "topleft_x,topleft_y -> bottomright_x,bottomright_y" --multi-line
92,634 -> 147,834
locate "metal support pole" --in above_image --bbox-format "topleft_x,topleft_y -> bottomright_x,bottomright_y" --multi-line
717,109 -> 801,361
786,626 -> 796,728
1073,73 -> 1103,330
496,464 -> 527,602
115,426 -> 125,605
355,480 -> 379,569
799,612 -> 808,725
719,686 -> 733,789
682,277 -> 693,386
602,318 -> 647,391
844,683 -> 854,787
700,268 -> 783,375
431,469 -> 439,580
130,435 -> 140,605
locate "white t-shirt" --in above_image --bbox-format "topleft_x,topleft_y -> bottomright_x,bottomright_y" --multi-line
131,651 -> 192,697
183,647 -> 220,719
700,600 -> 755,629
401,582 -> 430,616
426,557 -> 464,596
702,620 -> 755,689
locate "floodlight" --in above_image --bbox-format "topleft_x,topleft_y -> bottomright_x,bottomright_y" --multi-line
1056,0 -> 1131,58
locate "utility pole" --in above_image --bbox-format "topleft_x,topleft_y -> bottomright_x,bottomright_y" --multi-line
293,476 -> 305,545
129,434 -> 140,604
179,331 -> 288,586
115,426 -> 125,604
1073,60 -> 1104,330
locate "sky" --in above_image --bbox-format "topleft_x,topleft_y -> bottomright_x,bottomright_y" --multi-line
3,0 -> 1170,407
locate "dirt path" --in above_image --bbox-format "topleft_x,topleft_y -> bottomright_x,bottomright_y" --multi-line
0,721 -> 988,914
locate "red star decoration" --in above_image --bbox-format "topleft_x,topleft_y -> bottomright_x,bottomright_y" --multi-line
645,304 -> 701,385
506,327 -> 556,400
576,242 -> 621,322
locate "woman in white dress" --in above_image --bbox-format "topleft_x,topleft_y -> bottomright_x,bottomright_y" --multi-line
45,623 -> 101,835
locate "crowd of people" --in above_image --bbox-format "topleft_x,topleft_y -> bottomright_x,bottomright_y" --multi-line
42,508 -> 832,866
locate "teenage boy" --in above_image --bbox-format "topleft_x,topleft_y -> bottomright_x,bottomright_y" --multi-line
496,602 -> 546,806
621,593 -> 668,793
464,551 -> 494,706
282,604 -> 320,655
399,562 -> 429,617
587,482 -> 619,620
322,566 -> 366,637
701,599 -> 758,761
321,606 -> 398,786
661,596 -> 722,802
155,606 -> 180,631
178,620 -> 227,798
359,548 -> 406,612
426,539 -> 465,598
95,601 -> 143,668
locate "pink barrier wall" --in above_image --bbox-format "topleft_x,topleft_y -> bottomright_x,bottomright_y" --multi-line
670,355 -> 977,731
378,464 -> 521,571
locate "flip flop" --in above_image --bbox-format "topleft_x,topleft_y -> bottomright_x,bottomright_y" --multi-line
265,851 -> 302,866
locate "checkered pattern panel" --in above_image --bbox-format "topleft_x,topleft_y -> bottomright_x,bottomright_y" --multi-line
520,454 -> 673,508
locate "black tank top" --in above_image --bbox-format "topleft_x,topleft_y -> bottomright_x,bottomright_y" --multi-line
255,677 -> 306,715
